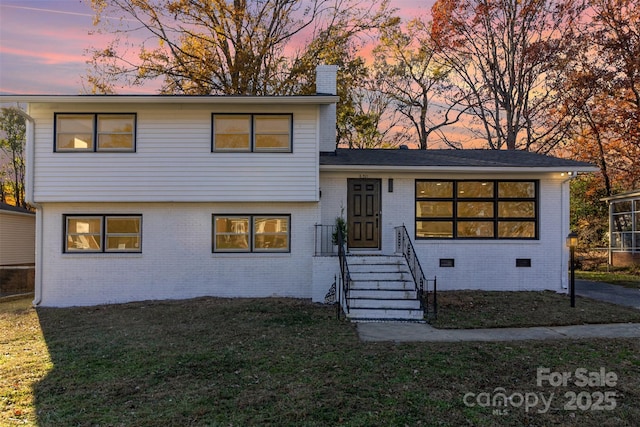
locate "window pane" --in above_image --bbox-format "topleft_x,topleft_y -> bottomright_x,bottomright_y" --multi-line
613,201 -> 632,213
457,201 -> 494,218
613,213 -> 632,231
66,217 -> 102,251
457,221 -> 494,237
498,182 -> 535,198
106,217 -> 140,233
106,236 -> 140,251
498,201 -> 535,218
254,116 -> 290,133
57,134 -> 93,150
255,134 -> 290,150
498,221 -> 535,238
98,115 -> 134,133
57,115 -> 93,133
214,216 -> 250,250
98,134 -> 134,150
416,181 -> 453,198
416,201 -> 453,217
254,216 -> 289,251
416,221 -> 453,238
215,134 -> 250,150
457,181 -> 493,198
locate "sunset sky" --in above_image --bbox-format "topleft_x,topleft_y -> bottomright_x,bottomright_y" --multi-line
0,0 -> 434,95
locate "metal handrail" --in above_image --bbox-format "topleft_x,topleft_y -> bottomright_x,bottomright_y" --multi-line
395,225 -> 436,319
336,226 -> 351,315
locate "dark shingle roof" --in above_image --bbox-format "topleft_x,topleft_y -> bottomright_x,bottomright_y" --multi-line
0,203 -> 34,214
320,149 -> 596,169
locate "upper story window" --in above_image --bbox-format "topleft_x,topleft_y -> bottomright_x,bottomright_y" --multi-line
55,113 -> 136,152
212,114 -> 292,152
415,180 -> 538,240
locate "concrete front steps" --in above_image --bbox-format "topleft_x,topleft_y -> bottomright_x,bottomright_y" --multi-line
346,255 -> 424,322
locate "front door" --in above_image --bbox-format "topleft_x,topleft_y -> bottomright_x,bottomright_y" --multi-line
347,179 -> 381,249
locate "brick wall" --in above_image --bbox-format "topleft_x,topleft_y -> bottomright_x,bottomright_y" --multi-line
39,202 -> 320,307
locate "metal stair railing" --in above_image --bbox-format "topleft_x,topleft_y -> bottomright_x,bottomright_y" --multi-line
336,225 -> 352,318
395,225 -> 437,320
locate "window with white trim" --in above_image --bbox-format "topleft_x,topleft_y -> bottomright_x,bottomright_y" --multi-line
213,215 -> 290,252
55,113 -> 136,152
415,180 -> 538,239
64,215 -> 142,252
212,114 -> 292,152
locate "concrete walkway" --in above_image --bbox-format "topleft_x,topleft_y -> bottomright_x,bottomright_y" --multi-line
357,322 -> 640,343
358,280 -> 640,343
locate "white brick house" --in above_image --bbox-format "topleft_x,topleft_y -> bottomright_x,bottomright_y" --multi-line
1,66 -> 597,314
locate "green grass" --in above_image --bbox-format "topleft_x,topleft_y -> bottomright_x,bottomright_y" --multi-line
431,290 -> 640,329
576,270 -> 640,289
2,297 -> 640,426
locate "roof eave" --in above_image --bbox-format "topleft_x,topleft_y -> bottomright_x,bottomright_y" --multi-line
0,95 -> 339,105
320,164 -> 600,174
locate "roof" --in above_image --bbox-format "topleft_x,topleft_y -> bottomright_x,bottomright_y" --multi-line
0,94 -> 338,105
601,189 -> 640,202
0,203 -> 34,215
320,149 -> 598,173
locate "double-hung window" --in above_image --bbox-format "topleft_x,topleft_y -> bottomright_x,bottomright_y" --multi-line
213,215 -> 290,253
416,180 -> 538,239
64,215 -> 142,252
212,114 -> 292,152
55,113 -> 136,152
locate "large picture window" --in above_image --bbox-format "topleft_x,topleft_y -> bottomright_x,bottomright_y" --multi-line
416,180 -> 538,239
55,113 -> 136,152
213,215 -> 290,252
64,215 -> 141,252
212,114 -> 292,152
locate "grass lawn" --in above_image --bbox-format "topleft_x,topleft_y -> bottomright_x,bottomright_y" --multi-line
2,296 -> 640,426
431,290 -> 640,329
576,270 -> 640,289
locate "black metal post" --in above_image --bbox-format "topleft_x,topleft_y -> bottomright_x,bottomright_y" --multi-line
570,245 -> 576,308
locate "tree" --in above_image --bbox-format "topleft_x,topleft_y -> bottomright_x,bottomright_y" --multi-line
86,0 -> 394,96
0,107 -> 27,207
559,0 -> 640,196
373,18 -> 468,149
430,0 -> 585,151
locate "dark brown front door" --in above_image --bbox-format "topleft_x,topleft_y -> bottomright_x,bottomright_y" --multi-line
347,179 -> 381,249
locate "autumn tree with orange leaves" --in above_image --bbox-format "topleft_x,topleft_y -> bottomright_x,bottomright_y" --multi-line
430,0 -> 586,151
562,0 -> 640,195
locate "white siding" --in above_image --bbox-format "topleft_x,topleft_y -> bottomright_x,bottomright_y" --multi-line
0,210 -> 36,265
318,171 -> 570,295
39,202 -> 319,307
30,103 -> 319,203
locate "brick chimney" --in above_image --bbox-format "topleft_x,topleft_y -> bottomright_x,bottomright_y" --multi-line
317,65 -> 338,152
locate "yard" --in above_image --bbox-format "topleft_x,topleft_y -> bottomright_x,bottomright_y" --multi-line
2,295 -> 640,426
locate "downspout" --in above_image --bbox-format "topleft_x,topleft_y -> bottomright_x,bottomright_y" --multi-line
560,172 -> 577,290
14,106 -> 43,306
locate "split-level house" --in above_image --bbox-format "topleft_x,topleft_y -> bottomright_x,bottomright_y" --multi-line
1,66 -> 597,320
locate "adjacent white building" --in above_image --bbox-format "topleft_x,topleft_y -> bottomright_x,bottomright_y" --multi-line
1,66 -> 597,316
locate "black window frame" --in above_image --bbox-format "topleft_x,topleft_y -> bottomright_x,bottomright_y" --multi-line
54,113 -> 137,152
211,113 -> 293,153
415,179 -> 539,240
63,214 -> 142,253
212,214 -> 291,253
